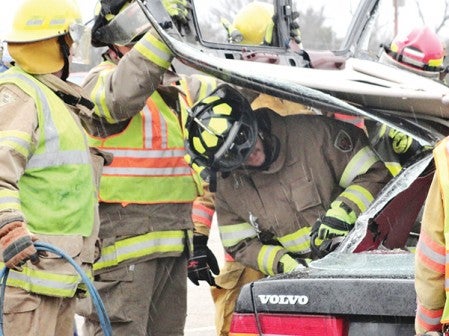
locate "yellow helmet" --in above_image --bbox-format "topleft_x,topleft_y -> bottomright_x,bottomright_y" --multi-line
233,1 -> 274,45
5,0 -> 82,43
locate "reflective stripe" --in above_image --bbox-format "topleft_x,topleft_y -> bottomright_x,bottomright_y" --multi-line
277,226 -> 311,254
0,189 -> 20,211
27,150 -> 90,169
338,185 -> 374,213
385,161 -> 402,177
192,203 -> 214,228
134,33 -> 173,69
94,230 -> 185,271
416,231 -> 445,274
340,146 -> 380,188
0,130 -> 31,157
219,222 -> 258,248
257,245 -> 283,276
416,303 -> 443,332
92,63 -> 115,123
0,263 -> 86,298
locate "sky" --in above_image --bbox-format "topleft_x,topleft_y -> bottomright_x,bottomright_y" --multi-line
0,0 -> 97,39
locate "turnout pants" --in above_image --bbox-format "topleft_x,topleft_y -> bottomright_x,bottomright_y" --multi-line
211,261 -> 264,336
79,255 -> 187,336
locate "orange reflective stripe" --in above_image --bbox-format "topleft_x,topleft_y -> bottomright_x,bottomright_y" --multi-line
192,203 -> 214,227
416,231 -> 446,274
416,302 -> 443,332
225,252 -> 235,262
110,155 -> 186,171
146,99 -> 164,148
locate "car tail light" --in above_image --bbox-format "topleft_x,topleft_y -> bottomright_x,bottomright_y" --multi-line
229,312 -> 348,336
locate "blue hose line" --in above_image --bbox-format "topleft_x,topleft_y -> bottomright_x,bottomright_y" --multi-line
0,242 -> 112,336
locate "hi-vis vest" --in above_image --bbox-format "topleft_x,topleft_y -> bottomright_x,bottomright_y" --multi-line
89,89 -> 200,204
0,66 -> 96,297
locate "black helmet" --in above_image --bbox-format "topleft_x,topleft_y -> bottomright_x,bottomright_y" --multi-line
185,84 -> 258,173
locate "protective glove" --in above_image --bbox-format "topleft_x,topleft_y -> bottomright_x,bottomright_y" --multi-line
289,11 -> 302,45
162,0 -> 191,26
309,202 -> 356,258
221,18 -> 243,44
277,254 -> 309,273
0,220 -> 41,270
187,234 -> 219,286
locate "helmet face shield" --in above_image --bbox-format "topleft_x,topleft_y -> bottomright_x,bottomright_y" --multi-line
186,84 -> 258,173
213,121 -> 258,171
69,23 -> 92,64
93,1 -> 151,46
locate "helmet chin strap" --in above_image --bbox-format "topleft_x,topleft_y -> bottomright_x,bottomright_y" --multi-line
58,35 -> 71,81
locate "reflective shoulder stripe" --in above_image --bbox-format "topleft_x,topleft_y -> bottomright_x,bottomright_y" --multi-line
277,226 -> 311,254
219,222 -> 258,248
340,146 -> 380,188
257,245 -> 284,276
94,230 -> 185,271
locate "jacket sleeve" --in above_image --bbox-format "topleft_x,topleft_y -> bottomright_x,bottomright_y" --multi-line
216,194 -> 287,276
0,84 -> 38,224
325,119 -> 392,218
192,182 -> 215,237
415,172 -> 446,334
82,29 -> 174,127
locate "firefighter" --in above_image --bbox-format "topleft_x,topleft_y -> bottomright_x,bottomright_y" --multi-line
414,137 -> 449,335
75,1 -> 223,335
0,0 -> 108,335
185,83 -> 392,276
370,26 -> 447,176
221,1 -> 302,47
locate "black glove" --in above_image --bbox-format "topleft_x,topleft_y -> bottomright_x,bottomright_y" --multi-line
187,234 -> 219,286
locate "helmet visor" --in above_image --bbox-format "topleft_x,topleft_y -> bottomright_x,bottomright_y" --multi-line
213,121 -> 257,172
69,23 -> 92,64
95,1 -> 151,46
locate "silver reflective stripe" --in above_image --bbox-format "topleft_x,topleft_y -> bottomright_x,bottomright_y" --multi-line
139,35 -> 173,65
8,270 -> 78,293
27,149 -> 90,169
219,223 -> 258,247
417,237 -> 445,266
96,235 -> 184,265
340,146 -> 379,188
102,166 -> 192,175
416,308 -> 443,328
142,103 -> 168,148
105,148 -> 186,158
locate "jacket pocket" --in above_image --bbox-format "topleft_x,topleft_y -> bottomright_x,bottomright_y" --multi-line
290,179 -> 322,212
3,286 -> 41,314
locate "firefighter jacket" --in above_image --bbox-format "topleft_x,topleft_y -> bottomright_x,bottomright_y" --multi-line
0,67 -> 101,298
82,31 -> 220,273
415,138 -> 448,334
216,111 -> 392,276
